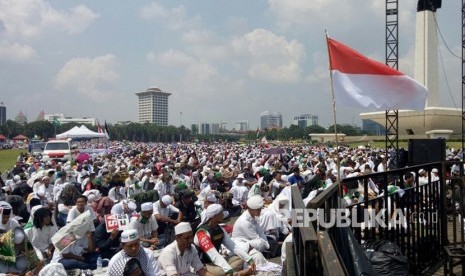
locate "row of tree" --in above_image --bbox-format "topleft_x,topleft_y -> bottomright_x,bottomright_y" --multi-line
0,120 -> 367,143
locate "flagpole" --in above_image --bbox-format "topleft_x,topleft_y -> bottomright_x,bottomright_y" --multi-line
325,31 -> 342,195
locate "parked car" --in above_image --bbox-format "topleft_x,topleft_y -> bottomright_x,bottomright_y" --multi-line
29,142 -> 46,156
42,140 -> 77,162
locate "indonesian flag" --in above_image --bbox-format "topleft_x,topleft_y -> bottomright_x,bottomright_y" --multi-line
97,122 -> 103,133
327,38 -> 428,110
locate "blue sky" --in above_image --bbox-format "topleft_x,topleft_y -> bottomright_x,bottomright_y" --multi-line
0,0 -> 461,129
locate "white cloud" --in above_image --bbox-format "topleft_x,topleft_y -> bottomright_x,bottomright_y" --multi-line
231,28 -> 305,83
55,54 -> 119,100
139,2 -> 200,30
0,42 -> 36,61
147,49 -> 195,67
0,0 -> 99,38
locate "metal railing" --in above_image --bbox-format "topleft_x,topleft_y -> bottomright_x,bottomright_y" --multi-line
341,162 -> 447,274
287,161 -> 465,275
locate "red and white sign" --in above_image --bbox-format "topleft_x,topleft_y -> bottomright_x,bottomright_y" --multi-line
104,214 -> 129,233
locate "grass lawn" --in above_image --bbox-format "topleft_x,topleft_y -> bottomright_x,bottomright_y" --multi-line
0,149 -> 25,174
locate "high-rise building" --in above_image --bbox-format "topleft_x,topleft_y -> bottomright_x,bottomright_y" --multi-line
293,114 -> 319,128
235,121 -> 249,132
260,111 -> 282,130
135,87 -> 171,126
191,123 -> 220,135
15,111 -> 27,126
0,102 -> 6,126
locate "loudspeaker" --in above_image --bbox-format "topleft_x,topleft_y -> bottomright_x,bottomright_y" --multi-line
408,139 -> 446,166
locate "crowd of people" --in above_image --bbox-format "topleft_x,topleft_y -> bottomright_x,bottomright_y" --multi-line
0,141 -> 461,275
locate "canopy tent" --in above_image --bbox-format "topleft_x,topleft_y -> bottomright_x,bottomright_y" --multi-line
0,134 -> 6,141
56,125 -> 106,139
12,134 -> 28,141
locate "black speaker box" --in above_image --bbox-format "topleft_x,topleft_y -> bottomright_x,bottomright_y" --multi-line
408,139 -> 446,166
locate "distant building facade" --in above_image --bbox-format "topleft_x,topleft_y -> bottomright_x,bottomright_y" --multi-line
0,102 -> 5,126
362,119 -> 385,135
260,111 -> 282,130
191,123 -> 220,135
15,111 -> 27,126
293,114 -> 319,128
135,87 -> 171,126
235,121 -> 249,132
44,113 -> 97,126
36,110 -> 45,121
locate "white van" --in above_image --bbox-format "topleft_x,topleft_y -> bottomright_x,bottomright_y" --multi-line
42,140 -> 76,162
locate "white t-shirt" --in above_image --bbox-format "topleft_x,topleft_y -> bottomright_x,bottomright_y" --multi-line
66,206 -> 97,230
153,201 -> 180,219
128,217 -> 158,239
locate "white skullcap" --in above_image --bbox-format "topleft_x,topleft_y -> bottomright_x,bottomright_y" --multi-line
237,173 -> 244,179
418,169 -> 426,175
87,193 -> 96,203
14,228 -> 25,244
174,222 -> 192,235
161,195 -> 173,206
200,204 -> 224,225
129,170 -> 135,175
141,202 -> 153,211
206,193 -> 217,203
145,168 -> 152,173
39,263 -> 67,276
13,175 -> 20,181
247,196 -> 264,209
432,168 -> 439,173
127,201 -> 137,211
121,229 -> 139,243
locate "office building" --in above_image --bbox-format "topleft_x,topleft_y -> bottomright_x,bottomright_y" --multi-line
0,102 -> 5,126
260,111 -> 282,130
235,121 -> 249,132
135,87 -> 171,126
191,123 -> 220,135
293,114 -> 319,128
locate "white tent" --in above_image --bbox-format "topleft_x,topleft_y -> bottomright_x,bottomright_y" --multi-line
56,125 -> 106,139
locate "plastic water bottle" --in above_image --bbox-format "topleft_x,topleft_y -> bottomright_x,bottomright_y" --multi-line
96,255 -> 103,273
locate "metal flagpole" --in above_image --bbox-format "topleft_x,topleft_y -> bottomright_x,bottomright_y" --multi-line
325,31 -> 342,194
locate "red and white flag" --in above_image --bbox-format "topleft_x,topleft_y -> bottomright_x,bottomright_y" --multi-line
327,38 -> 428,111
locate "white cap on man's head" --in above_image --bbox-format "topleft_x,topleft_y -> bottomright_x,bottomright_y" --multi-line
129,170 -> 135,175
127,201 -> 137,211
162,195 -> 173,205
121,229 -> 139,243
247,196 -> 264,209
141,202 -> 153,211
175,222 -> 192,235
206,193 -> 217,203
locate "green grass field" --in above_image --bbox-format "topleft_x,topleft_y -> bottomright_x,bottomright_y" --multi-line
0,149 -> 25,174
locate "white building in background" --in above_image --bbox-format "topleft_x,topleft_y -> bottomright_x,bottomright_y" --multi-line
135,86 -> 171,126
191,123 -> 220,135
260,111 -> 282,130
293,114 -> 319,128
235,121 -> 249,132
44,113 -> 97,126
